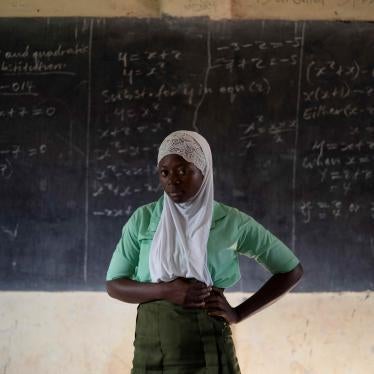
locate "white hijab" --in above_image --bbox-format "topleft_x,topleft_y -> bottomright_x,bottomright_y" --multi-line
149,130 -> 214,286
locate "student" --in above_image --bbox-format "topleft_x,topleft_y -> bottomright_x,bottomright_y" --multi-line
106,130 -> 303,373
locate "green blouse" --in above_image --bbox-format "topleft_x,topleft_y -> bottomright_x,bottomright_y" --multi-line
106,197 -> 300,288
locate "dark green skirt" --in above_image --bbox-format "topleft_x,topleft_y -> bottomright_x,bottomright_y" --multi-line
131,300 -> 241,374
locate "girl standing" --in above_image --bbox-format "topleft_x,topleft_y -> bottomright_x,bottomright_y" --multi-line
106,130 -> 303,373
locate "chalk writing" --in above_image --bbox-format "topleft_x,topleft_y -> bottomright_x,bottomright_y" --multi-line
1,223 -> 19,240
117,49 -> 182,85
299,200 -> 374,224
111,102 -> 161,121
0,144 -> 47,179
303,104 -> 374,120
92,182 -> 161,198
0,106 -> 56,119
0,144 -> 47,159
97,123 -> 165,139
0,43 -> 88,75
101,79 -> 271,105
213,54 -> 298,71
0,158 -> 13,179
95,164 -> 158,180
302,137 -> 374,194
0,80 -> 37,96
216,38 -> 302,52
93,144 -> 159,160
0,17 -> 372,293
239,117 -> 296,152
306,60 -> 373,85
92,206 -> 133,217
303,85 -> 374,102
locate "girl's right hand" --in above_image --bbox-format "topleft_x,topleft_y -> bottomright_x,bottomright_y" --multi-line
162,277 -> 212,308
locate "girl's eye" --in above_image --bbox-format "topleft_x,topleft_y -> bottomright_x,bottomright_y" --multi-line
160,170 -> 168,177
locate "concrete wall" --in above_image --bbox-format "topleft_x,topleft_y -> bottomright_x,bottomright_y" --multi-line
1,2 -> 373,373
1,292 -> 373,373
1,0 -> 374,20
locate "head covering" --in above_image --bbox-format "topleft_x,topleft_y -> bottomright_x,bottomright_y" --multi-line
157,132 -> 207,175
149,130 -> 214,286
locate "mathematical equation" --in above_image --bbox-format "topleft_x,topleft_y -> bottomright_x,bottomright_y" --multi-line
216,38 -> 302,52
239,116 -> 296,153
302,139 -> 374,194
213,54 -> 298,72
95,164 -> 158,180
302,62 -> 374,120
94,144 -> 159,160
306,60 -> 374,85
108,101 -> 161,122
92,206 -> 133,218
0,144 -> 47,179
97,122 -> 166,139
213,37 -> 301,74
118,49 -> 182,85
0,105 -> 56,120
0,80 -> 37,96
303,84 -> 374,103
92,181 -> 161,198
94,48 -> 182,207
299,200 -> 374,224
308,139 -> 374,155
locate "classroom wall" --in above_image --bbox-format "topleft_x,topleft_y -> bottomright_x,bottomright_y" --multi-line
1,292 -> 373,373
0,0 -> 374,20
1,1 -> 373,373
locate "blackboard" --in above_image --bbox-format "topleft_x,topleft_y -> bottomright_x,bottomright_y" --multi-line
0,17 -> 373,291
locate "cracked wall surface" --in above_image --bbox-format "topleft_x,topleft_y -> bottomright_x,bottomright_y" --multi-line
0,292 -> 373,373
0,0 -> 374,20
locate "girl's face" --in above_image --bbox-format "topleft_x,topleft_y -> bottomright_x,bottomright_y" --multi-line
158,154 -> 203,203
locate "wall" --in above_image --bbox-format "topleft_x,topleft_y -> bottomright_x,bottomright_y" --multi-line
1,292 -> 373,373
1,0 -> 374,20
0,1 -> 373,373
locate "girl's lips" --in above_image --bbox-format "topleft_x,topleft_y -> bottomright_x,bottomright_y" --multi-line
169,191 -> 183,197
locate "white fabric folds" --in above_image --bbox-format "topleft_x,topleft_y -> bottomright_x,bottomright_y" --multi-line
149,131 -> 214,286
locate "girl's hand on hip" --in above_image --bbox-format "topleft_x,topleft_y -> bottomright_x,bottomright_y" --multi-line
162,277 -> 212,308
204,287 -> 239,324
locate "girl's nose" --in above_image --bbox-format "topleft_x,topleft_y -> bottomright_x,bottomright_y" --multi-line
168,174 -> 181,185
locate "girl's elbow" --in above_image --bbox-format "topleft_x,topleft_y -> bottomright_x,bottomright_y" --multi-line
291,263 -> 304,282
106,280 -> 117,298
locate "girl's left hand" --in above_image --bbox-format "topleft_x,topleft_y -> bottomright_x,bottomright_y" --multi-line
204,287 -> 239,324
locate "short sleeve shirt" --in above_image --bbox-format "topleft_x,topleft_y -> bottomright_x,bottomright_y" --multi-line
106,197 -> 300,288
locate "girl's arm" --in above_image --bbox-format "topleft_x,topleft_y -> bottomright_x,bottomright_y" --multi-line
205,263 -> 304,323
106,277 -> 212,308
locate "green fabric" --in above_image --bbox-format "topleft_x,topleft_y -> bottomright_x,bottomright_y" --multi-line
131,300 -> 241,374
106,196 -> 300,288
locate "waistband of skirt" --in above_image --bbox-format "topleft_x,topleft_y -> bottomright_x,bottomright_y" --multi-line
137,299 -> 229,325
138,299 -> 201,312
